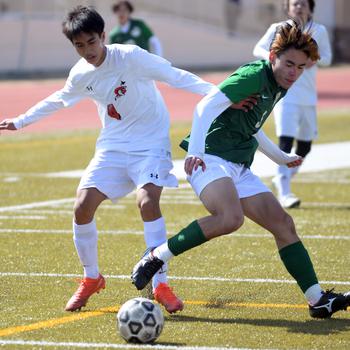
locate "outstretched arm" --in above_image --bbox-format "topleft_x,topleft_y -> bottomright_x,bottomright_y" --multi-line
0,94 -> 64,132
0,78 -> 84,132
130,46 -> 214,95
0,119 -> 17,131
253,129 -> 302,167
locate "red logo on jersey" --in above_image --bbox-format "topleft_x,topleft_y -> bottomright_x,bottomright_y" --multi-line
107,104 -> 121,120
114,81 -> 127,100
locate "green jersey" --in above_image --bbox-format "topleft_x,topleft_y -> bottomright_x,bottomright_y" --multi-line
109,19 -> 153,52
180,60 -> 287,167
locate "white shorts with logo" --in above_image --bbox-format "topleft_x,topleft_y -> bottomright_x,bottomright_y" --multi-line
78,150 -> 178,202
188,154 -> 271,198
274,101 -> 317,141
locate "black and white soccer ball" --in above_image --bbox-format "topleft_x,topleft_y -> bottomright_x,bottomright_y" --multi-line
117,297 -> 164,343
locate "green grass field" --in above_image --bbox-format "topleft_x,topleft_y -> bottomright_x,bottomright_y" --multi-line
1,111 -> 350,349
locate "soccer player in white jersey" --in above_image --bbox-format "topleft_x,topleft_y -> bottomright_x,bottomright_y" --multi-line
253,0 -> 332,208
0,6 -> 219,313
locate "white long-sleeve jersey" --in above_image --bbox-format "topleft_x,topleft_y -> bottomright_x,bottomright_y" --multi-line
253,21 -> 332,106
13,44 -> 214,153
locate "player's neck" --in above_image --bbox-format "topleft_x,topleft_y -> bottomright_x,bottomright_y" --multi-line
94,46 -> 107,68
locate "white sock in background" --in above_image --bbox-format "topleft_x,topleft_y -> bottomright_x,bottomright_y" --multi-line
73,219 -> 99,279
290,164 -> 300,177
143,217 -> 168,289
274,165 -> 292,198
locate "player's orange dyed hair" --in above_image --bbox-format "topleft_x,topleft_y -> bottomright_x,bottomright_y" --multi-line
270,20 -> 320,61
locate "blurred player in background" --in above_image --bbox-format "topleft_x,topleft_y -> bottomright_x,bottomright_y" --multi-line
253,0 -> 332,208
132,21 -> 350,320
109,0 -> 163,56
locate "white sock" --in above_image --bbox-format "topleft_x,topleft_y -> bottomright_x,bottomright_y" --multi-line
153,243 -> 174,263
275,165 -> 291,197
143,217 -> 168,289
290,165 -> 300,177
73,219 -> 99,279
305,284 -> 323,306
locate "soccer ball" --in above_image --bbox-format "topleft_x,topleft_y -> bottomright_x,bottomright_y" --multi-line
117,297 -> 164,343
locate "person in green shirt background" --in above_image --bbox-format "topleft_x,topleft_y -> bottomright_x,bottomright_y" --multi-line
109,1 -> 163,56
132,21 -> 350,320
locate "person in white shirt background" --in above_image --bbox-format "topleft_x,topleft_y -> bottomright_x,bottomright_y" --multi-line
0,5 -> 217,314
253,0 -> 332,209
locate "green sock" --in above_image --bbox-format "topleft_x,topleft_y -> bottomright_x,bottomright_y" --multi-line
168,220 -> 207,256
279,241 -> 319,293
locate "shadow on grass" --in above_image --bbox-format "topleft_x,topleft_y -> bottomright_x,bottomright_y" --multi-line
166,314 -> 350,335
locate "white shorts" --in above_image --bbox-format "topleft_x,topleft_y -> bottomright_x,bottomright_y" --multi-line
274,101 -> 317,141
188,154 -> 270,198
78,150 -> 178,202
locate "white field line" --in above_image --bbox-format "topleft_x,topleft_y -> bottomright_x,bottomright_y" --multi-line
0,228 -> 349,241
0,215 -> 46,220
15,209 -> 75,215
0,229 -> 143,235
1,228 -> 350,241
0,339 -> 278,350
0,198 -> 75,213
1,271 -> 349,286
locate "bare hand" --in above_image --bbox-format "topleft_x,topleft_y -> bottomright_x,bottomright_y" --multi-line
230,94 -> 259,112
0,119 -> 17,132
287,156 -> 303,168
184,156 -> 206,175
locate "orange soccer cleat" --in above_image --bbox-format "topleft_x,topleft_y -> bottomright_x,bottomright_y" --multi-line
153,283 -> 184,314
65,274 -> 106,312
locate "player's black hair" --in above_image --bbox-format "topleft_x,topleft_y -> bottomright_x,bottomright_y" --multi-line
112,1 -> 134,14
62,6 -> 105,42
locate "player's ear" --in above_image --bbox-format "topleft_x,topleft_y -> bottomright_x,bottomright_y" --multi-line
101,32 -> 106,43
269,50 -> 277,65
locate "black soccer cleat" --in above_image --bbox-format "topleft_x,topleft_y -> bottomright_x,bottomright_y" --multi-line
309,289 -> 350,319
131,248 -> 164,290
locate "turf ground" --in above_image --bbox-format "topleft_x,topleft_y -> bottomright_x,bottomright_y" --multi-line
1,107 -> 350,349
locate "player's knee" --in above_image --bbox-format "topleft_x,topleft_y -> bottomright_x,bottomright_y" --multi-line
74,200 -> 94,224
296,140 -> 312,158
138,196 -> 159,217
220,214 -> 244,234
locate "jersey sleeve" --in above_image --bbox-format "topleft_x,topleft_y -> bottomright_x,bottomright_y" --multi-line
253,129 -> 300,165
187,88 -> 233,159
149,36 -> 163,56
12,72 -> 84,129
315,25 -> 332,67
253,23 -> 278,60
129,46 -> 214,95
59,74 -> 85,107
218,68 -> 261,104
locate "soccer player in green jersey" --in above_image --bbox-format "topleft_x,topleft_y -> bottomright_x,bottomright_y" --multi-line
132,21 -> 350,319
109,1 -> 162,56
